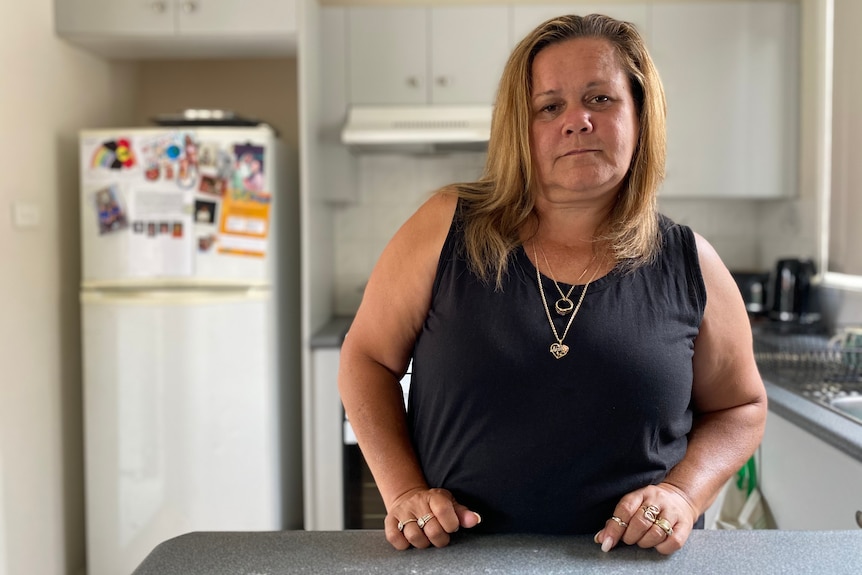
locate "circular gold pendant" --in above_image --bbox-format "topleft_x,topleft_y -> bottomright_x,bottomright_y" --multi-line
555,297 -> 574,316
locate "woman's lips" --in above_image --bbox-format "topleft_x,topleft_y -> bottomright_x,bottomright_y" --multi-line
561,148 -> 599,158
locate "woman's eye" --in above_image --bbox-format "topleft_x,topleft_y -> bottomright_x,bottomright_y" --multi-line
541,104 -> 560,113
592,95 -> 610,104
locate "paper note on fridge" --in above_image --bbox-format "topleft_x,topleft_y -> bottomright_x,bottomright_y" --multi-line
127,188 -> 194,277
218,189 -> 271,258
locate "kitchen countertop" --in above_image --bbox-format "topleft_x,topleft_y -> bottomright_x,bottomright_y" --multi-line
763,377 -> 862,462
133,530 -> 862,574
309,316 -> 353,348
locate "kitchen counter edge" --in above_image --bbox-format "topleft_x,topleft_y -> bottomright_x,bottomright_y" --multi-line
309,316 -> 354,348
133,530 -> 862,575
763,378 -> 862,462
308,317 -> 862,462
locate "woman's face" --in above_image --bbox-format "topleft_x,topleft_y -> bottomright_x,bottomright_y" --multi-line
529,37 -> 639,204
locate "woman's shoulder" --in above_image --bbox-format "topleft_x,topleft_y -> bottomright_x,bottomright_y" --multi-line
384,189 -> 459,265
656,213 -> 697,250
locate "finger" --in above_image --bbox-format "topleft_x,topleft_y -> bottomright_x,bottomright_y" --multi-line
454,505 -> 482,529
595,515 -> 629,552
384,515 -> 411,551
635,518 -> 671,550
627,506 -> 662,546
616,499 -> 654,546
402,521 -> 432,549
654,518 -> 686,556
416,513 -> 450,548
427,491 -> 461,534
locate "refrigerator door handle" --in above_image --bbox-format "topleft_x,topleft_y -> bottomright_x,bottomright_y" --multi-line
80,287 -> 269,306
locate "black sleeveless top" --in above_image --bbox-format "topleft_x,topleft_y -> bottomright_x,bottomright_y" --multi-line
407,205 -> 706,534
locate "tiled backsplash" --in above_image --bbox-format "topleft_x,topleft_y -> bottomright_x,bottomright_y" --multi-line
333,153 -> 817,315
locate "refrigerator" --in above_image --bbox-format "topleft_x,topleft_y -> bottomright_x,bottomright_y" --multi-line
78,125 -> 302,575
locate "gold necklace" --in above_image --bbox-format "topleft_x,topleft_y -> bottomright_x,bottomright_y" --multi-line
533,242 -> 601,359
538,244 -> 597,316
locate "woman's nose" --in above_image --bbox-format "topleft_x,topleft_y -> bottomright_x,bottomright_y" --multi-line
564,109 -> 593,134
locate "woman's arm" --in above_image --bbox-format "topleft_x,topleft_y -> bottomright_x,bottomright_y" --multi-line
338,191 -> 480,549
598,232 -> 767,554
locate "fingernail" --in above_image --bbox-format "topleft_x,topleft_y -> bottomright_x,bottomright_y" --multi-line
601,536 -> 614,552
593,531 -> 602,544
473,512 -> 482,524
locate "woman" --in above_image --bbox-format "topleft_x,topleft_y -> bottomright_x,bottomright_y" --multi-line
338,14 -> 766,555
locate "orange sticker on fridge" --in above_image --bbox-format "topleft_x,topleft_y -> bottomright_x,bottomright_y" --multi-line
217,189 -> 271,257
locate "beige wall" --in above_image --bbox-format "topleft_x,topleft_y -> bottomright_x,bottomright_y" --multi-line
0,2 -> 139,574
0,7 -> 298,572
133,58 -> 299,151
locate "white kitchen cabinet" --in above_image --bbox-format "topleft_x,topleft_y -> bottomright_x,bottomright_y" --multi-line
174,0 -> 295,36
759,412 -> 862,529
56,0 -> 296,59
650,0 -> 799,198
347,5 -> 510,106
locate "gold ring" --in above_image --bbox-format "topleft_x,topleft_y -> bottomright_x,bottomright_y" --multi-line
641,504 -> 660,522
654,517 -> 674,537
417,513 -> 435,529
397,518 -> 417,532
610,516 -> 628,528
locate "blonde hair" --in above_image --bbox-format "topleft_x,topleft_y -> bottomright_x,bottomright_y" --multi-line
450,13 -> 667,288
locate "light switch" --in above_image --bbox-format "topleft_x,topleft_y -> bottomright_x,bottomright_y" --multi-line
12,201 -> 41,229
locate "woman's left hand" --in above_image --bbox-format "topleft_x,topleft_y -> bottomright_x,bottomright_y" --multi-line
593,482 -> 699,555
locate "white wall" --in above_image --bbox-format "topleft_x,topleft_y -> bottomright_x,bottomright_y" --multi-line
0,2 -> 138,574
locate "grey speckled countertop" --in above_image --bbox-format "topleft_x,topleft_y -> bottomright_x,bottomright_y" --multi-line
133,530 -> 862,574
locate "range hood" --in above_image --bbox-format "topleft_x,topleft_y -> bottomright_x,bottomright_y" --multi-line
341,105 -> 492,151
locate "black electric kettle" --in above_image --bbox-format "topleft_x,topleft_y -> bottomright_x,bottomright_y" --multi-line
767,258 -> 818,323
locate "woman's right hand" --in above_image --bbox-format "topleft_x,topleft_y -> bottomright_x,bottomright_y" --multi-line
384,487 -> 482,550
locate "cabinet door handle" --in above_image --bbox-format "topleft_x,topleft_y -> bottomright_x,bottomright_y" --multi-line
406,76 -> 420,89
856,510 -> 862,529
182,1 -> 198,13
435,76 -> 449,87
150,1 -> 167,13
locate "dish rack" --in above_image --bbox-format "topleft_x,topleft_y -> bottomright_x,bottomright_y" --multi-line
753,329 -> 862,399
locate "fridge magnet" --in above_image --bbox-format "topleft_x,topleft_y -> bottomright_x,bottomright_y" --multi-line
94,185 -> 129,234
175,134 -> 201,190
217,189 -> 271,258
172,222 -> 184,238
215,149 -> 234,182
232,144 -> 265,192
197,233 -> 217,253
197,142 -> 219,167
198,174 -> 226,196
194,199 -> 218,225
91,138 -> 136,171
138,132 -> 186,183
184,135 -> 199,167
159,222 -> 170,235
133,221 -> 144,234
176,157 -> 198,190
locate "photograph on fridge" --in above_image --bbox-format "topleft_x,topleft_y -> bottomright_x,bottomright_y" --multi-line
93,184 -> 129,235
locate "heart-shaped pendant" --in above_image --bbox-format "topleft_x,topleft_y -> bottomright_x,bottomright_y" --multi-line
550,342 -> 569,359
